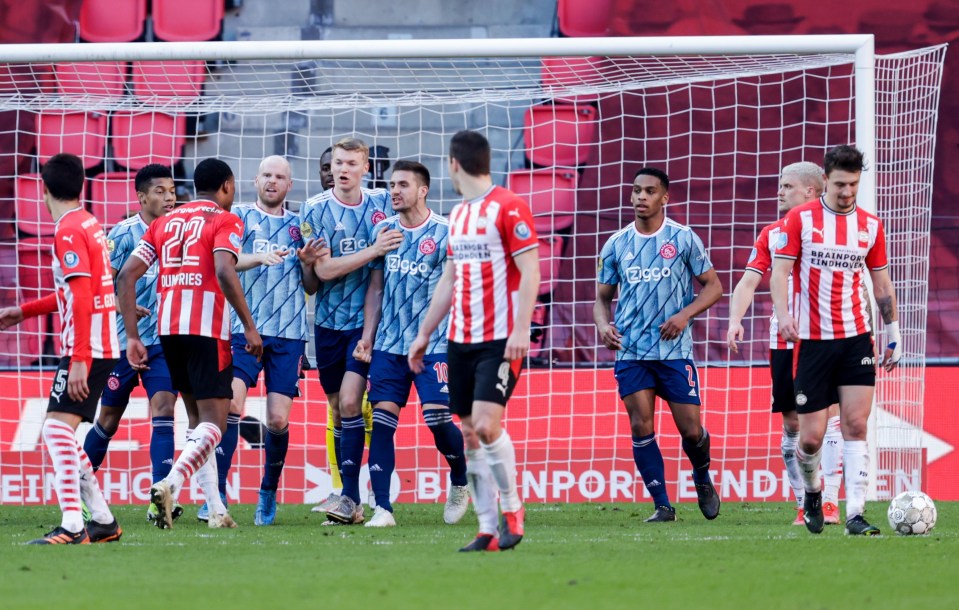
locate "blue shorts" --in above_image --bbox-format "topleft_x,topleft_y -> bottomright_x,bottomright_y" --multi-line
101,345 -> 176,409
367,350 -> 449,408
232,334 -> 306,398
613,359 -> 702,405
314,326 -> 370,395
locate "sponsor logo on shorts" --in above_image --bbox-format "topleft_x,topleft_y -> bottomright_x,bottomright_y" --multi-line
796,392 -> 808,407
107,375 -> 121,391
495,362 -> 511,397
659,243 -> 677,259
861,356 -> 875,366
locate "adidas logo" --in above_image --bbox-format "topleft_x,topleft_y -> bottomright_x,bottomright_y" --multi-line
648,479 -> 662,487
624,252 -> 635,260
250,223 -> 261,232
162,459 -> 174,465
445,453 -> 459,459
369,464 -> 383,472
334,222 -> 346,231
440,385 -> 449,394
688,388 -> 697,397
342,459 -> 355,466
215,447 -> 224,455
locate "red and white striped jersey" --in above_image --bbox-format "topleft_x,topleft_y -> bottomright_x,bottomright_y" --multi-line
52,207 -> 120,360
446,185 -> 538,344
745,218 -> 798,350
132,200 -> 244,340
775,197 -> 888,340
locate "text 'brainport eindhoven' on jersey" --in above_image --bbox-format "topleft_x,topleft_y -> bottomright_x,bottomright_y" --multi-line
299,188 -> 391,331
598,218 -> 713,361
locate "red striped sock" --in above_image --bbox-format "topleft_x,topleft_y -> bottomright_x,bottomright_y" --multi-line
168,422 -> 222,495
75,440 -> 114,524
42,419 -> 83,533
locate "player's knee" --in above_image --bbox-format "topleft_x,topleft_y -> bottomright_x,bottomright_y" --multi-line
151,398 -> 176,419
98,407 -> 125,434
799,436 -> 822,455
472,420 -> 501,445
843,419 -> 868,441
265,412 -> 289,432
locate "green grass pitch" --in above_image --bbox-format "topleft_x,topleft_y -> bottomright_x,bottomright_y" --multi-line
2,502 -> 957,610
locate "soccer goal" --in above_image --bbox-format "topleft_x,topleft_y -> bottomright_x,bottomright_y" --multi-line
0,36 -> 944,507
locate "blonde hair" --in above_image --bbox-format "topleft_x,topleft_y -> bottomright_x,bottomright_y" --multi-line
781,161 -> 825,195
332,137 -> 369,161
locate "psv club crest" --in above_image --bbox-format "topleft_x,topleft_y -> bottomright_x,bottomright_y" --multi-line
659,243 -> 677,259
371,211 -> 387,225
419,238 -> 437,255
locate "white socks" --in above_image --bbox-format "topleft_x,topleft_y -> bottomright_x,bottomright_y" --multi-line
166,422 -> 221,499
465,448 -> 498,535
76,440 -> 114,524
843,440 -> 869,520
781,427 -> 804,507
42,419 -> 84,532
796,445 -> 823,494
480,431 -> 522,514
821,416 -> 844,504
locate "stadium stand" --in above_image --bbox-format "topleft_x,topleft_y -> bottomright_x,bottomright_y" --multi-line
110,112 -> 186,170
78,0 -> 147,43
524,103 -> 598,167
152,0 -> 224,42
35,111 -> 108,169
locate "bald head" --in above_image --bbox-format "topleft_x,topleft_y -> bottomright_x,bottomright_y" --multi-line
255,155 -> 293,209
778,161 -> 824,212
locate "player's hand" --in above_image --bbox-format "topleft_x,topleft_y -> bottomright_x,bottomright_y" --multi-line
127,337 -> 150,371
726,322 -> 744,353
408,334 -> 429,373
296,238 -> 327,267
777,313 -> 800,343
135,305 -> 151,320
659,312 -> 690,341
258,248 -> 289,267
244,327 -> 264,361
599,322 -> 622,351
0,306 -> 24,331
353,339 -> 373,364
373,229 -> 404,256
881,321 -> 902,372
504,329 -> 530,362
67,360 -> 90,402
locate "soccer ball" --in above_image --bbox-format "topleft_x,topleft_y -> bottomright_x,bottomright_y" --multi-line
887,491 -> 938,535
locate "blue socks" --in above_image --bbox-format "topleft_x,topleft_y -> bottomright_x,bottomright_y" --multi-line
150,416 -> 175,483
424,409 -> 467,487
333,426 -> 343,477
632,434 -> 671,508
216,414 -> 241,496
368,409 -> 399,512
260,426 -> 289,492
340,415 -> 366,503
83,421 -> 112,471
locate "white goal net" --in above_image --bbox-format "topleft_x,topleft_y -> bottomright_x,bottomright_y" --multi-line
0,37 -> 945,507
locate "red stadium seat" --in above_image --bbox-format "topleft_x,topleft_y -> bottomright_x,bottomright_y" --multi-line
132,61 -> 206,104
16,237 -> 54,301
152,0 -> 224,42
15,174 -> 55,237
558,0 -> 613,37
540,56 -> 603,103
524,104 -> 598,168
79,0 -> 147,42
110,112 -> 186,171
538,236 -> 565,296
507,169 -> 577,234
36,112 -> 108,169
54,62 -> 127,99
89,173 -> 139,229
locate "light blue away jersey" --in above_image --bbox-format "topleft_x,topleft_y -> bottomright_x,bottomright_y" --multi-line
371,212 -> 449,355
108,214 -> 159,349
597,218 -> 713,361
300,188 -> 391,331
230,203 -> 308,340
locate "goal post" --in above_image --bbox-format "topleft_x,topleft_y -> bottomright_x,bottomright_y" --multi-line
0,36 -> 944,507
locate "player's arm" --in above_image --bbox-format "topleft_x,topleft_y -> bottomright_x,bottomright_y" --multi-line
593,282 -> 622,351
726,270 -> 762,352
0,293 -> 58,330
313,228 -> 403,282
235,250 -> 288,272
770,258 -> 798,342
354,267 -> 384,364
505,247 -> 541,361
660,267 -> 722,341
409,259 -> 454,373
870,266 -> 901,371
116,254 -> 151,371
296,238 -> 327,296
215,250 -> 263,359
